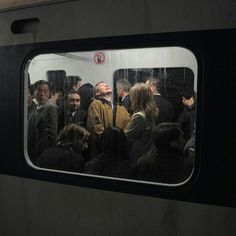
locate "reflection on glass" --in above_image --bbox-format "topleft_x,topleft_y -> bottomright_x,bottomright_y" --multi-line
26,47 -> 196,184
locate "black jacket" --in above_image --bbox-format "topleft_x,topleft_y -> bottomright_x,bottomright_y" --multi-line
28,102 -> 58,162
84,152 -> 134,178
38,146 -> 85,172
177,103 -> 195,140
154,95 -> 175,124
136,148 -> 193,183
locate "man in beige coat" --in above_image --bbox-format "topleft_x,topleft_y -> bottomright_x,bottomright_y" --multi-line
87,82 -> 130,136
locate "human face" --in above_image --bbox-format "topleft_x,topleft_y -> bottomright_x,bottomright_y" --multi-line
34,84 -> 50,105
182,97 -> 188,106
182,96 -> 194,108
97,82 -> 112,95
116,85 -> 123,97
67,93 -> 80,112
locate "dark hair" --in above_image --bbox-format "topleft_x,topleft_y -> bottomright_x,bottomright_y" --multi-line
34,80 -> 50,89
57,123 -> 90,152
50,88 -> 63,95
78,83 -> 95,109
28,84 -> 35,95
102,127 -> 128,157
67,76 -> 82,89
66,90 -> 80,97
181,88 -> 195,100
154,122 -> 182,151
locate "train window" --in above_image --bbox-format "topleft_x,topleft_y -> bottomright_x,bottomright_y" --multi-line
25,47 -> 197,185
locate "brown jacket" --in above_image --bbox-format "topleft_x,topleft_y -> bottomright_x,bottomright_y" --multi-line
87,99 -> 130,134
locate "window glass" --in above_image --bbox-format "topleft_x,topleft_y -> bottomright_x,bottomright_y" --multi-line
26,47 -> 197,185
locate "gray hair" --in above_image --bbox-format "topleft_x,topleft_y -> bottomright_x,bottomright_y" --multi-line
116,79 -> 132,92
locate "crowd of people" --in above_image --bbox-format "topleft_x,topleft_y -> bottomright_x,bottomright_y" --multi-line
27,75 -> 195,184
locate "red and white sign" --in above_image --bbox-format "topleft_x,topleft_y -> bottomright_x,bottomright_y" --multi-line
94,52 -> 105,64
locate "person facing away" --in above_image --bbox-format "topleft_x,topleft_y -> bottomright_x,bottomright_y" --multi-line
28,80 -> 58,163
146,77 -> 174,124
86,81 -> 130,136
39,123 -> 90,172
84,127 -> 134,178
177,88 -> 196,140
116,78 -> 132,113
77,83 -> 96,126
124,82 -> 159,162
66,75 -> 82,93
48,88 -> 63,106
136,122 -> 193,183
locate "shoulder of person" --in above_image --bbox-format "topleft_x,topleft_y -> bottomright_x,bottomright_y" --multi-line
88,99 -> 102,109
44,101 -> 57,109
117,104 -> 129,111
133,111 -> 145,119
91,98 -> 108,107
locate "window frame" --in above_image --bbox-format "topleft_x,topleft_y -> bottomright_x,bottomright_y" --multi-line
22,34 -> 202,195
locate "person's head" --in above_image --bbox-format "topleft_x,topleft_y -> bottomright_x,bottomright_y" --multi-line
129,82 -> 159,119
67,90 -> 81,112
181,89 -> 195,107
116,79 -> 131,98
78,83 -> 95,109
103,127 -> 128,156
67,76 -> 82,92
146,77 -> 161,95
28,84 -> 35,106
34,80 -> 50,105
57,123 -> 90,152
50,89 -> 63,105
154,122 -> 185,152
95,81 -> 112,98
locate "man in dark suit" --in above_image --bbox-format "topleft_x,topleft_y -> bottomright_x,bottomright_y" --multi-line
146,77 -> 175,124
28,80 -> 58,163
58,90 -> 85,131
177,89 -> 196,140
116,78 -> 132,113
